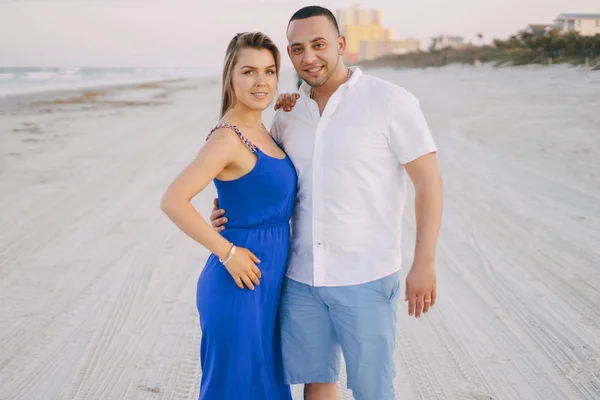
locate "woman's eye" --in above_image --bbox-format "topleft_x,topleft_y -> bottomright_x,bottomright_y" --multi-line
244,70 -> 253,75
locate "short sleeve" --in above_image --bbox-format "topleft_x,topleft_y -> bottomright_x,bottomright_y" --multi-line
270,110 -> 283,144
387,88 -> 437,164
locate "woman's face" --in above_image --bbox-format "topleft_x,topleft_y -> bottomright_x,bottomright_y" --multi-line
231,48 -> 278,112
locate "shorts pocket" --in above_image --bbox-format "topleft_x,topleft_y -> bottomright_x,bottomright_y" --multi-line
380,272 -> 400,301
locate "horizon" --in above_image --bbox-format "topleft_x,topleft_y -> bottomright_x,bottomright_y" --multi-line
0,0 -> 599,68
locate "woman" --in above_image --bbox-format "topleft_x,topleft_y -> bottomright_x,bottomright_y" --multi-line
160,32 -> 296,400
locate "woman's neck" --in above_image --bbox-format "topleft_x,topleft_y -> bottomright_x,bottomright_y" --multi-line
223,105 -> 262,129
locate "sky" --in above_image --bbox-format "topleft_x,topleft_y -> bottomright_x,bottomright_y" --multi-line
0,0 -> 598,68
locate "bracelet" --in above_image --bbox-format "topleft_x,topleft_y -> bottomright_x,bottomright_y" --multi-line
219,244 -> 236,265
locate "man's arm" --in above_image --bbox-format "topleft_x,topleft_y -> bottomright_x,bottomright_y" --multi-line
405,153 -> 443,267
386,87 -> 441,318
404,152 -> 443,319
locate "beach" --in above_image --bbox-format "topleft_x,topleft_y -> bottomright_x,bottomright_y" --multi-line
0,65 -> 599,400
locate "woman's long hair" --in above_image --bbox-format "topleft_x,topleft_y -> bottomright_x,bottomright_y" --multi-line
220,32 -> 281,118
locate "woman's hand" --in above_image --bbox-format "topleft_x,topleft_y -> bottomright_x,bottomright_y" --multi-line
274,92 -> 300,112
222,246 -> 262,290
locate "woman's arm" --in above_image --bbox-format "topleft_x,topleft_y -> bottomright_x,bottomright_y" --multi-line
160,128 -> 239,260
160,128 -> 262,290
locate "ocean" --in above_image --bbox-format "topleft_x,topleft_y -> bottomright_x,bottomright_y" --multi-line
0,66 -> 220,97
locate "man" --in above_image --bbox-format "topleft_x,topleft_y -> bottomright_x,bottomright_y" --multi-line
211,6 -> 443,400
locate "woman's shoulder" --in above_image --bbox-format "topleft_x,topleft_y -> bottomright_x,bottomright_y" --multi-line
206,120 -> 245,139
206,125 -> 240,142
206,122 -> 257,153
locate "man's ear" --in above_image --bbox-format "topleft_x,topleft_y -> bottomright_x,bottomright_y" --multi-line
338,35 -> 347,56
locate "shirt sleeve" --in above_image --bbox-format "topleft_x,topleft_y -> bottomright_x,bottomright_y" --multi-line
386,87 -> 437,164
270,110 -> 283,145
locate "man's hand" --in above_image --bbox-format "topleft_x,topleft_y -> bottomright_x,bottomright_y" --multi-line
274,93 -> 300,112
405,261 -> 437,318
210,198 -> 227,232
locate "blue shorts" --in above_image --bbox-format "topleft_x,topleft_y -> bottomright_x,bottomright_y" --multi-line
279,272 -> 401,400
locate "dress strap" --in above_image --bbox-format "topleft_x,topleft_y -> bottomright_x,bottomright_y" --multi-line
206,122 -> 258,153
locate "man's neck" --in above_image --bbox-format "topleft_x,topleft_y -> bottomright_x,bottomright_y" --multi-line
312,64 -> 351,100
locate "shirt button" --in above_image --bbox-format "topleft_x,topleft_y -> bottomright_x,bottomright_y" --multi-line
317,242 -> 322,246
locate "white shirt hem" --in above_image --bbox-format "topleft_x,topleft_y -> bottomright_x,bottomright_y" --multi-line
285,266 -> 403,287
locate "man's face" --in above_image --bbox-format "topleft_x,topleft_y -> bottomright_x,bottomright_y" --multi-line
287,16 -> 344,89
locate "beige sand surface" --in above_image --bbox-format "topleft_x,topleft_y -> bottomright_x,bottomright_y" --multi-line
0,66 -> 598,400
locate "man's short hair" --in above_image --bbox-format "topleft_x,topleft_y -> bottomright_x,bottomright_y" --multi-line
288,6 -> 340,35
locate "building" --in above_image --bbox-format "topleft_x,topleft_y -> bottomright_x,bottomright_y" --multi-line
337,4 -> 419,63
521,24 -> 556,36
359,38 -> 420,61
337,5 -> 382,63
430,35 -> 468,51
554,13 -> 600,36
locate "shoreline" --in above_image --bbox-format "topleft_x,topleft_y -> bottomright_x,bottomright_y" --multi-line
0,76 -> 219,116
358,47 -> 600,70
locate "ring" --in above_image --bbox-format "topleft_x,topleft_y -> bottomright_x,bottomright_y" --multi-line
424,299 -> 431,303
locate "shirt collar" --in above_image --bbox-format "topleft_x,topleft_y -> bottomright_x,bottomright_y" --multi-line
346,66 -> 362,89
299,66 -> 362,97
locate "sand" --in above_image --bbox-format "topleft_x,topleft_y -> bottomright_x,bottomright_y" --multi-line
0,65 -> 599,400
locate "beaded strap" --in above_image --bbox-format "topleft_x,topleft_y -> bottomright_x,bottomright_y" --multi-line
206,123 -> 258,153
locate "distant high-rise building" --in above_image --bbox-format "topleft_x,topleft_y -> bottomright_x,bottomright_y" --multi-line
337,4 -> 419,63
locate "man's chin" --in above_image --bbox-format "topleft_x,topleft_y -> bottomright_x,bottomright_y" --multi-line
302,77 -> 326,89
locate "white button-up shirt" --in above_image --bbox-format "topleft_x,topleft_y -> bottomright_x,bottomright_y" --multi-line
271,67 -> 437,287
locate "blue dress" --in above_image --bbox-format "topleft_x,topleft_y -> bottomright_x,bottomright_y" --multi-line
196,123 -> 296,400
